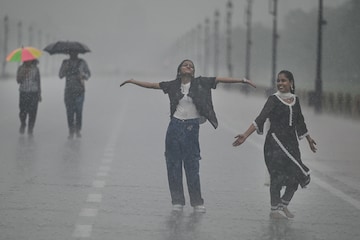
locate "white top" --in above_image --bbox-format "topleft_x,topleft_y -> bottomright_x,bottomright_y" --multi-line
173,82 -> 201,120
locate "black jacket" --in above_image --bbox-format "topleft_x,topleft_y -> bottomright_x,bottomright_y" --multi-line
159,76 -> 218,129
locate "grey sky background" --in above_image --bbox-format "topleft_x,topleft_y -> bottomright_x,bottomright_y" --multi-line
1,0 -> 348,76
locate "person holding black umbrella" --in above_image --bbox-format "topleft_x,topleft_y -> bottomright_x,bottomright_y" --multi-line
59,51 -> 91,139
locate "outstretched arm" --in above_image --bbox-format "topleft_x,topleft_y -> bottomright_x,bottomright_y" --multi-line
215,77 -> 256,88
306,135 -> 317,153
232,123 -> 256,147
120,79 -> 161,89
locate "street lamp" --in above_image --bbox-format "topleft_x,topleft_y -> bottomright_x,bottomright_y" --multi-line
244,0 -> 253,94
314,0 -> 326,113
267,0 -> 279,96
214,10 -> 220,77
226,0 -> 233,77
1,15 -> 9,78
204,18 -> 210,76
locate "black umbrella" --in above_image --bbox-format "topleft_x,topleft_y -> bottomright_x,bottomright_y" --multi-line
43,41 -> 91,55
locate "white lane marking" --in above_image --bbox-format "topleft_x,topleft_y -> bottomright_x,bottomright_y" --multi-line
104,152 -> 113,158
92,180 -> 106,188
102,157 -> 113,164
105,148 -> 114,153
72,105 -> 125,239
99,166 -> 111,172
104,147 -> 115,157
222,121 -> 360,211
73,224 -> 92,238
79,208 -> 98,217
86,194 -> 102,203
311,175 -> 360,210
97,172 -> 108,177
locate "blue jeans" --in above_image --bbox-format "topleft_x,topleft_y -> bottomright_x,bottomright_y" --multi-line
165,117 -> 203,207
64,91 -> 84,134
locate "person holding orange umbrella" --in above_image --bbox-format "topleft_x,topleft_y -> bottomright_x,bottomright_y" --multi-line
7,46 -> 43,136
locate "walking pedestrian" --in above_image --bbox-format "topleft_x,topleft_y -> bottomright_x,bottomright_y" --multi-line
59,51 -> 91,139
17,59 -> 42,136
120,59 -> 256,213
232,70 -> 317,219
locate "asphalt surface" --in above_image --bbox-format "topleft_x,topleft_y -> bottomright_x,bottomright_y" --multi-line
0,73 -> 359,240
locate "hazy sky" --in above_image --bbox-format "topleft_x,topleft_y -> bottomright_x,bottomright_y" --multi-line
1,0 -> 348,75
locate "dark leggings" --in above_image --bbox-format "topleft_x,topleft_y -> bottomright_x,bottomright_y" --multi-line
64,91 -> 84,133
269,171 -> 299,210
19,91 -> 39,131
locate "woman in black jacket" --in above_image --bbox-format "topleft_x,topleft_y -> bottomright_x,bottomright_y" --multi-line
120,59 -> 256,213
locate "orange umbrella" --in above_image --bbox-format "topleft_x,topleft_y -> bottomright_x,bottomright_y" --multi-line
6,46 -> 42,62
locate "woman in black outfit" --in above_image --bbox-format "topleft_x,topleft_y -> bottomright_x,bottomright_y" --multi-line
233,70 -> 317,219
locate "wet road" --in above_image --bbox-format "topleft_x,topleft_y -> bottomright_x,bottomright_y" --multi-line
0,74 -> 359,240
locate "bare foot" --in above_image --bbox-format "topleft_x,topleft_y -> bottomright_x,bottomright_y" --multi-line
269,211 -> 288,219
282,207 -> 295,218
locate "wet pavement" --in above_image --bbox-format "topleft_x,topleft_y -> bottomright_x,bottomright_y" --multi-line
0,74 -> 359,240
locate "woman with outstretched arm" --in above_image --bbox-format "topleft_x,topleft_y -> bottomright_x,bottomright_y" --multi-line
120,59 -> 256,213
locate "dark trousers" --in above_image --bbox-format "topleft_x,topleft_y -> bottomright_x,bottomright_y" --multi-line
64,91 -> 84,134
269,171 -> 299,210
19,91 -> 39,132
165,117 -> 203,207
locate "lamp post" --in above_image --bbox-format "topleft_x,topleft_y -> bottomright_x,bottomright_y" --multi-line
226,0 -> 233,77
244,0 -> 253,94
268,0 -> 279,96
204,18 -> 210,76
197,24 -> 202,73
28,25 -> 34,46
17,21 -> 22,47
214,10 -> 220,77
1,15 -> 9,78
314,0 -> 325,113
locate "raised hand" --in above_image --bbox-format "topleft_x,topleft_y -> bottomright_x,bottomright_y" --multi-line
120,79 -> 133,87
243,78 -> 256,88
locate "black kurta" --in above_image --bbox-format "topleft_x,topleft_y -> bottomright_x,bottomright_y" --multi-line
254,94 -> 310,188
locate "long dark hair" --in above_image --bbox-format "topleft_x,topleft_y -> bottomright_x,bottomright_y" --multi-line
176,59 -> 195,79
278,70 -> 295,94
